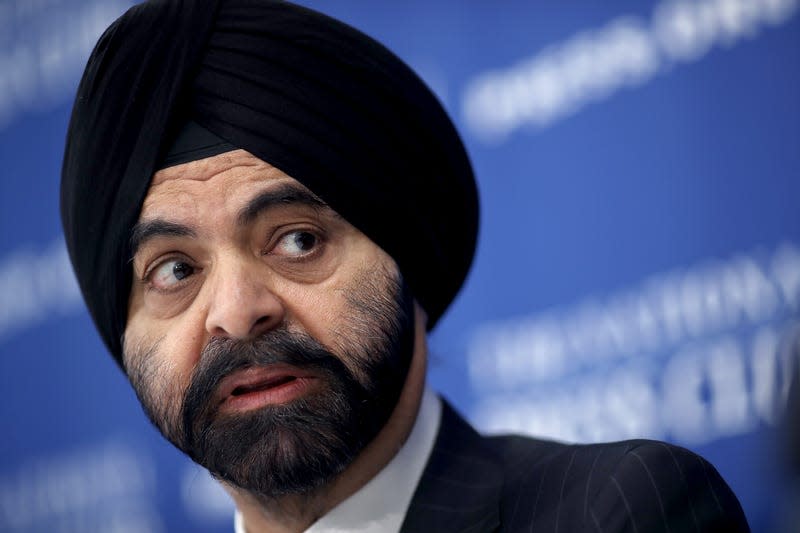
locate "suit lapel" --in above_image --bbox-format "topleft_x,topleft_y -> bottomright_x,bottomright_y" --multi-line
400,400 -> 503,533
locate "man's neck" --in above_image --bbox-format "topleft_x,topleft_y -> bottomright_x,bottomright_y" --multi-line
227,307 -> 429,533
230,489 -> 329,533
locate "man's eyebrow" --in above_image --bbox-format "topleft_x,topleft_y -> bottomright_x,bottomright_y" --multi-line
129,220 -> 196,258
237,183 -> 329,226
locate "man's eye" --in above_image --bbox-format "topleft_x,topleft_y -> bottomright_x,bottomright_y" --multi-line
274,231 -> 319,257
149,259 -> 195,290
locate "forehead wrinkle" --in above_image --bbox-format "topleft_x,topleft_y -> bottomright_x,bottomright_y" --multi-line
150,149 -> 265,185
139,154 -> 298,240
138,151 -> 348,260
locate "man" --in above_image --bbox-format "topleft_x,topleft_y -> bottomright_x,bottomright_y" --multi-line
60,1 -> 750,531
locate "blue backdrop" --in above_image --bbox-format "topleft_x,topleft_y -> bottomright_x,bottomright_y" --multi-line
1,1 -> 798,531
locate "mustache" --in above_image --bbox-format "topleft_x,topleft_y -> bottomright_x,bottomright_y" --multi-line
179,328 -> 359,451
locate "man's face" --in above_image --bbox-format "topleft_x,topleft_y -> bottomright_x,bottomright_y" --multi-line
123,150 -> 415,498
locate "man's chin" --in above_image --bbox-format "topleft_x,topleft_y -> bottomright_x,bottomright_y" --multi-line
184,393 -> 366,499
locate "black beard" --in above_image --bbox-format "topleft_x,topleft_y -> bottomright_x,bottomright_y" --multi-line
181,330 -> 391,497
128,272 -> 415,499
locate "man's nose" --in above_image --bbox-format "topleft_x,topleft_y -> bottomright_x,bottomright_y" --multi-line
204,259 -> 284,339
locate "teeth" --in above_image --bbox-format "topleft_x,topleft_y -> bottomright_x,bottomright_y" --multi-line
232,376 -> 296,396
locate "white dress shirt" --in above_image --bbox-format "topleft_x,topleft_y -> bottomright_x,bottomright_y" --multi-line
234,387 -> 442,533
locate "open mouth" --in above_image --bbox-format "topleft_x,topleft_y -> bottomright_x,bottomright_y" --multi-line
217,366 -> 317,412
231,375 -> 298,396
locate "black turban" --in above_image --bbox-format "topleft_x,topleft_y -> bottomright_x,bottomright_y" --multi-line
61,0 -> 479,364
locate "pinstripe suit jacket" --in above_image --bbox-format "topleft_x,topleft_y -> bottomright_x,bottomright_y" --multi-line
400,402 -> 749,532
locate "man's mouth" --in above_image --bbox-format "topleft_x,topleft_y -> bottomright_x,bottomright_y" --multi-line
216,365 -> 318,413
230,375 -> 297,396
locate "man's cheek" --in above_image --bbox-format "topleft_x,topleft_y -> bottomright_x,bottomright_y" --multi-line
123,336 -> 184,422
146,324 -> 204,384
280,288 -> 344,341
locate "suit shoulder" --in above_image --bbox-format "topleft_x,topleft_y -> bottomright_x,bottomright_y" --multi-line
586,439 -> 750,532
488,437 -> 749,532
485,432 -> 571,468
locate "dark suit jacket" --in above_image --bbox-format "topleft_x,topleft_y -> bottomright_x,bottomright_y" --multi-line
400,401 -> 749,532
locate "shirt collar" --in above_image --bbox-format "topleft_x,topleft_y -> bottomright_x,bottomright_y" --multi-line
235,387 -> 442,533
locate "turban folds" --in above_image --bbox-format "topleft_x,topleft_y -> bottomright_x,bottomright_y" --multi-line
61,0 -> 479,364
